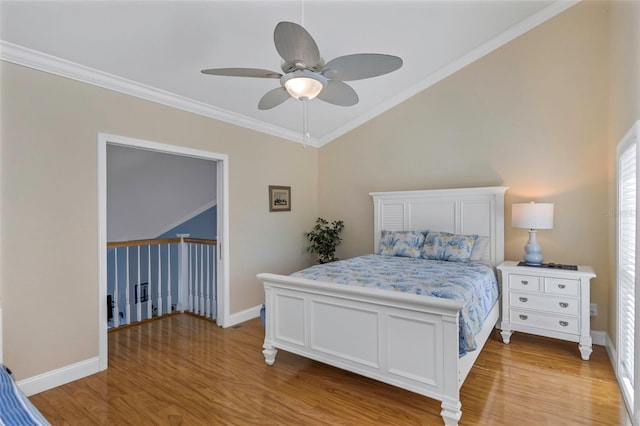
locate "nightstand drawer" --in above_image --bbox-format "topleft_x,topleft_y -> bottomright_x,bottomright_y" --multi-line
509,274 -> 541,292
510,310 -> 579,334
544,278 -> 579,296
510,292 -> 580,316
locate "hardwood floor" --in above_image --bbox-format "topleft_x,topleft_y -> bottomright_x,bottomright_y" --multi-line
30,314 -> 630,425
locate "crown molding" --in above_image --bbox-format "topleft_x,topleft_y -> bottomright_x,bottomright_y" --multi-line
0,41 -> 321,148
316,0 -> 579,147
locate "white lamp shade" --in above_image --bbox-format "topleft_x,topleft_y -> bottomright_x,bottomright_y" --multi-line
512,202 -> 554,229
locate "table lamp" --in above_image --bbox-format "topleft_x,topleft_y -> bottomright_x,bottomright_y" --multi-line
512,202 -> 554,266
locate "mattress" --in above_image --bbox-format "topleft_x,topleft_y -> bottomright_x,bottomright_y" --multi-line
291,254 -> 499,355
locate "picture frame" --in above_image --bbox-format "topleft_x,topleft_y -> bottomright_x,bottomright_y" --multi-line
269,185 -> 291,212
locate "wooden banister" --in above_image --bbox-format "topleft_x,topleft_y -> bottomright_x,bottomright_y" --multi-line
184,238 -> 217,246
107,237 -> 217,248
107,238 -> 180,248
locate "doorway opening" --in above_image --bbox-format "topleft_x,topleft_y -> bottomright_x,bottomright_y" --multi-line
97,133 -> 230,371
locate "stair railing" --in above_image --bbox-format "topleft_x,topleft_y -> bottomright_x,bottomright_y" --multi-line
107,235 -> 217,328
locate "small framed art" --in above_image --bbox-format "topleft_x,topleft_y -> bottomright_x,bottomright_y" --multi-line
269,185 -> 291,212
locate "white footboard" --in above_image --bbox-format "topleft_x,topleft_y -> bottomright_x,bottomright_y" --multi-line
258,272 -> 467,426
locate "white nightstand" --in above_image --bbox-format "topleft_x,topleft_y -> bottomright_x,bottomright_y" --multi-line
497,261 -> 596,360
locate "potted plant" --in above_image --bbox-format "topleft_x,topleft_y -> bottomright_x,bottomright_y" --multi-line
305,217 -> 345,264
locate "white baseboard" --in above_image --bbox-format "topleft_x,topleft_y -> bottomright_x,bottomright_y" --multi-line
226,304 -> 261,327
16,356 -> 101,397
591,330 -> 607,346
605,332 -> 617,373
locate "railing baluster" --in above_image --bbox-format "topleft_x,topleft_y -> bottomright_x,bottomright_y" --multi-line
211,246 -> 218,319
200,244 -> 204,315
192,243 -> 196,313
200,245 -> 204,315
113,247 -> 119,327
157,244 -> 163,316
194,244 -> 199,314
205,245 -> 210,318
147,244 -> 152,319
191,244 -> 196,314
188,243 -> 193,312
125,246 -> 131,325
193,243 -> 198,312
136,245 -> 141,322
167,243 -> 172,313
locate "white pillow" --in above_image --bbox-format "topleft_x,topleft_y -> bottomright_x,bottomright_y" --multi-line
469,236 -> 491,265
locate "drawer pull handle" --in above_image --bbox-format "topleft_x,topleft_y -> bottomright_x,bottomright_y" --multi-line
519,314 -> 528,320
559,302 -> 569,308
521,280 -> 529,285
559,321 -> 569,327
558,284 -> 566,289
519,297 -> 528,303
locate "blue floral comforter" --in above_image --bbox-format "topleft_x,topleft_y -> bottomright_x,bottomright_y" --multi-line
291,254 -> 499,356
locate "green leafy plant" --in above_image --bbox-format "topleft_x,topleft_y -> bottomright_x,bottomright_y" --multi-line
305,217 -> 345,264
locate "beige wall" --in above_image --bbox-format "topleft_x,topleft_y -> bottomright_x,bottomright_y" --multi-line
607,0 -> 640,346
1,0 -> 636,384
319,2 -> 611,331
0,62 -> 318,379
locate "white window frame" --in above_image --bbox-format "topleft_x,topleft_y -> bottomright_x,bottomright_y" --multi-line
617,120 -> 640,425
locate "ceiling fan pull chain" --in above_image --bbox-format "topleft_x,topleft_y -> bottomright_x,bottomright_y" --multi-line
302,98 -> 309,148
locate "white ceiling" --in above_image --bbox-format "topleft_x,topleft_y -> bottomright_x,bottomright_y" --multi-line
0,1 -> 576,147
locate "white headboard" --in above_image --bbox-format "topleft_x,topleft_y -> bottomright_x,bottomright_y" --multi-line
370,186 -> 508,267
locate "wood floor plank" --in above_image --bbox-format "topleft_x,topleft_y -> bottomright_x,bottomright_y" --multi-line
29,314 -> 630,425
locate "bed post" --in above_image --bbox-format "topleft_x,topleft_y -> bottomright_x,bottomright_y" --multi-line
262,285 -> 278,365
440,312 -> 462,425
441,400 -> 462,426
262,343 -> 277,366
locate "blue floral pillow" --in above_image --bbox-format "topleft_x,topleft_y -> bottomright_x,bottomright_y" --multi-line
378,230 -> 427,258
421,231 -> 478,263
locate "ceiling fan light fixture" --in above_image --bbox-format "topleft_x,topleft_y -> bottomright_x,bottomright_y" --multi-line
281,70 -> 326,100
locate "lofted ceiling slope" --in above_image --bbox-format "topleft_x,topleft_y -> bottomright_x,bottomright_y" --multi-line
0,1 -> 577,147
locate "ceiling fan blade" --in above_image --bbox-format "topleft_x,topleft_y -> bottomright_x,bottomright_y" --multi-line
322,54 -> 403,81
258,87 -> 291,110
316,80 -> 359,107
201,68 -> 282,78
274,21 -> 321,69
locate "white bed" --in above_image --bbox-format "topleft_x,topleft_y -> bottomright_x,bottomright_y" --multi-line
257,186 -> 508,425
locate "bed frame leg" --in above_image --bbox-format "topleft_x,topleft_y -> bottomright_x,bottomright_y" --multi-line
262,343 -> 277,366
440,400 -> 462,426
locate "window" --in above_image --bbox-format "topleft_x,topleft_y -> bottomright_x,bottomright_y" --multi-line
617,121 -> 640,422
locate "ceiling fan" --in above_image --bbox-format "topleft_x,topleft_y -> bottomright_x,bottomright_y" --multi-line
201,21 -> 403,110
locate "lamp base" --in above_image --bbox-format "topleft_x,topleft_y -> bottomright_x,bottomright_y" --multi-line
522,229 -> 543,266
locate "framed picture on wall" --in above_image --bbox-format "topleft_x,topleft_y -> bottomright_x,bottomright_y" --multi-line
269,185 -> 291,212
